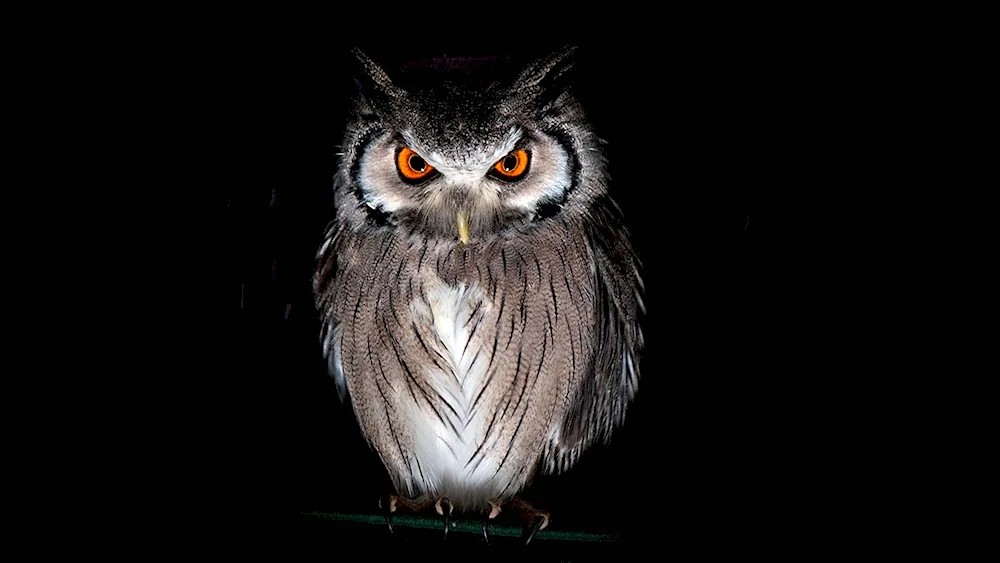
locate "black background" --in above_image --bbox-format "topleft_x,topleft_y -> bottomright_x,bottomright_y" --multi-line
221,44 -> 820,554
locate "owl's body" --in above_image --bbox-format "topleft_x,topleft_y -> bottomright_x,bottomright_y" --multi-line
315,48 -> 643,512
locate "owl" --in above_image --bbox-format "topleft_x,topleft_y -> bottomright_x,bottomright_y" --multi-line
314,47 -> 643,542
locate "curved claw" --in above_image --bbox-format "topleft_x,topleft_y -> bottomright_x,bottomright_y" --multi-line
483,498 -> 501,544
523,515 -> 546,546
378,494 -> 396,536
436,497 -> 453,540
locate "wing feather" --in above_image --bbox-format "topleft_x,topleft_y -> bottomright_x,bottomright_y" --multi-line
542,196 -> 644,474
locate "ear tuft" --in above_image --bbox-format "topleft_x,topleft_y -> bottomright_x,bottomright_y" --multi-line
351,48 -> 404,99
514,45 -> 578,91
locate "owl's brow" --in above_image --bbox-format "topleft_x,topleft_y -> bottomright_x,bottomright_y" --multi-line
396,127 -> 524,171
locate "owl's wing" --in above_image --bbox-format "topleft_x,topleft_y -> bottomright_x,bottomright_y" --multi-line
314,220 -> 349,401
542,196 -> 644,474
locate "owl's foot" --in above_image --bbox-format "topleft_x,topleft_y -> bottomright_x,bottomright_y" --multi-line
505,497 -> 550,546
481,498 -> 502,544
379,494 -> 395,535
380,494 -> 546,544
435,497 -> 454,539
378,493 -> 436,536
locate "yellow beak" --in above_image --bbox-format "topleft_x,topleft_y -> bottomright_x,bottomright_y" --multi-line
457,211 -> 469,244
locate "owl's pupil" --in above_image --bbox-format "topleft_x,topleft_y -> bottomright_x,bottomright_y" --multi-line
408,154 -> 426,172
502,154 -> 518,172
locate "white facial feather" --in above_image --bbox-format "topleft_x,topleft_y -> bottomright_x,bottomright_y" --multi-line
356,128 -> 572,218
406,127 -> 521,183
503,135 -> 572,212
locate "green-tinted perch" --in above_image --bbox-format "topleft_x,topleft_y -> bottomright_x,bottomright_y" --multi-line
302,511 -> 620,542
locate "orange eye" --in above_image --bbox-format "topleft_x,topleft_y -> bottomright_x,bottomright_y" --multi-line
492,149 -> 529,180
397,147 -> 435,182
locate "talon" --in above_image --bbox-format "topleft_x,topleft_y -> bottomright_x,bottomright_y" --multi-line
378,494 -> 397,535
435,498 -> 453,540
523,514 -> 547,546
483,499 -> 500,544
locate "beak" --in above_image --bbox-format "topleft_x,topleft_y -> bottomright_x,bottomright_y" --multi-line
457,210 -> 469,244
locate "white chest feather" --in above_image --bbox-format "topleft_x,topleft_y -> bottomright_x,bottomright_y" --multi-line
407,280 -> 501,498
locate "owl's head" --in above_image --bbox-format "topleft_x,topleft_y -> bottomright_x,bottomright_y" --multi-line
335,47 -> 607,243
